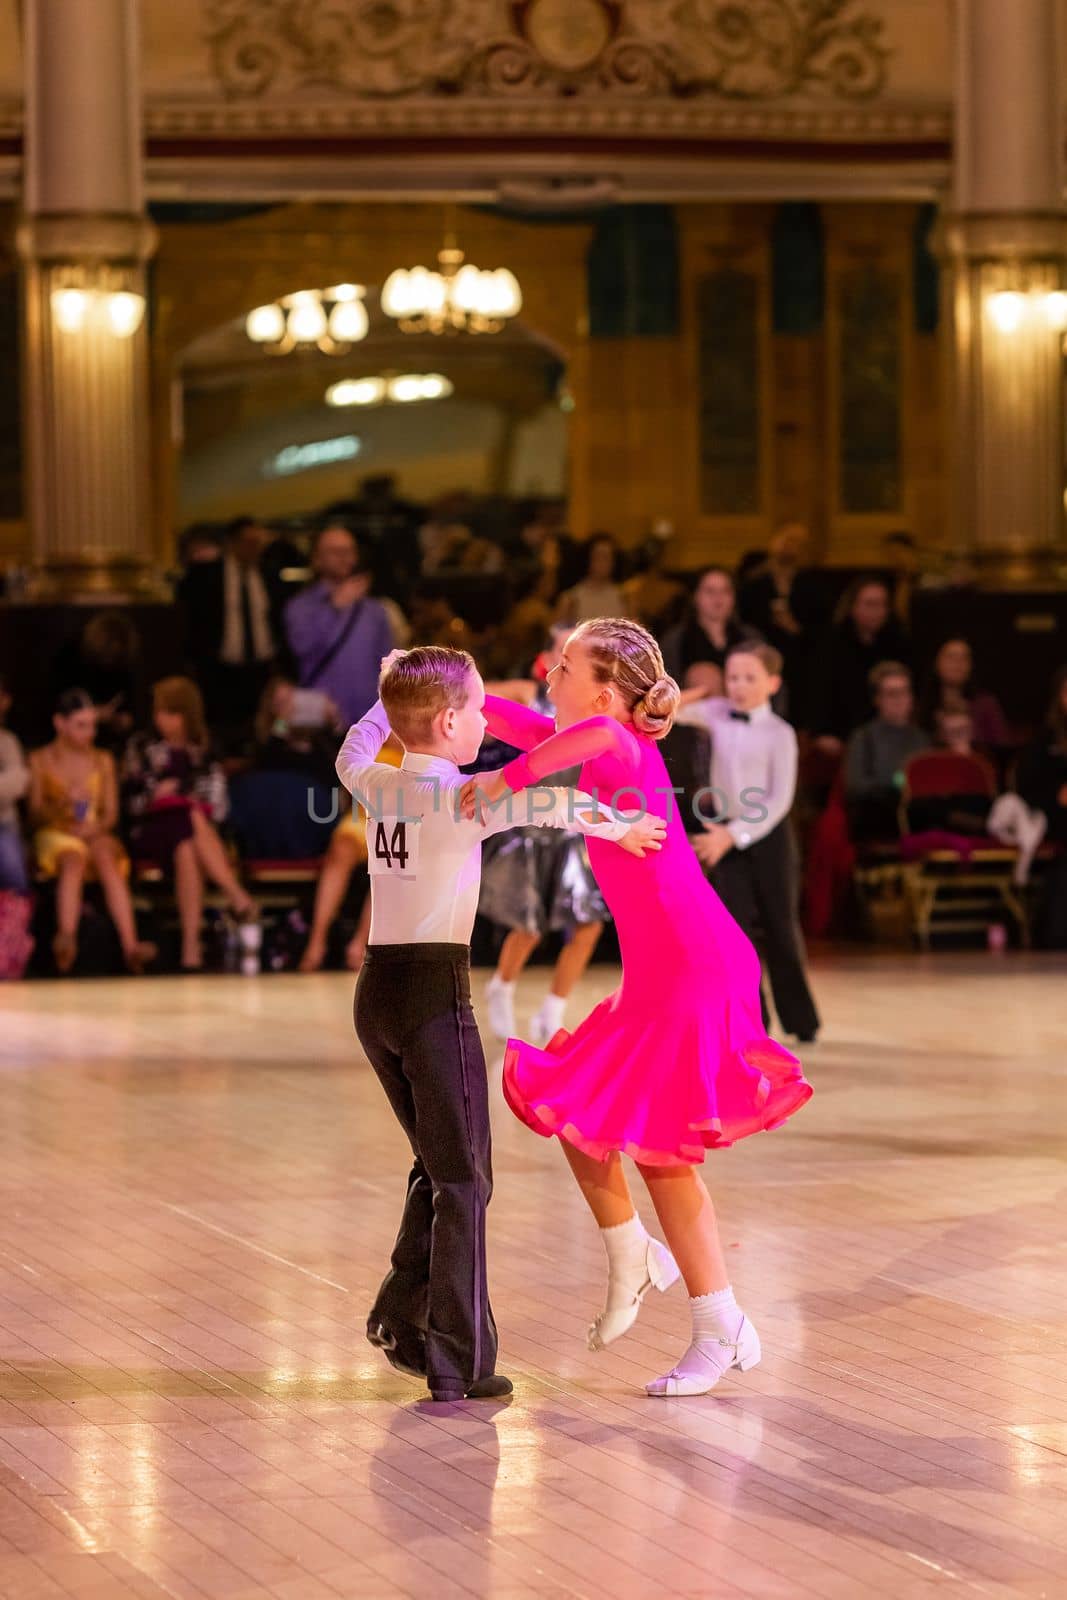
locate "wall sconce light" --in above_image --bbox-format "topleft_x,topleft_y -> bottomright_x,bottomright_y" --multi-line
1044,291 -> 1067,331
52,287 -> 91,333
50,270 -> 146,339
984,283 -> 1067,337
105,290 -> 147,337
986,290 -> 1026,334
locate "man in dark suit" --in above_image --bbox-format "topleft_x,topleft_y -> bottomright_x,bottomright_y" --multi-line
178,517 -> 280,748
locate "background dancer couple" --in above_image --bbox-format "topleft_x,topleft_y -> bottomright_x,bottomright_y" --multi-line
337,619 -> 811,1403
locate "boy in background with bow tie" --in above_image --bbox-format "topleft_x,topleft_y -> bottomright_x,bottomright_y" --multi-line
676,641 -> 820,1044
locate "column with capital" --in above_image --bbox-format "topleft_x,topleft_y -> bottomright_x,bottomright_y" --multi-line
942,0 -> 1067,583
17,0 -> 160,600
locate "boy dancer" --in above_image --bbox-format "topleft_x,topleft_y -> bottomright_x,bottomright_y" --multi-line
336,646 -> 665,1402
677,641 -> 820,1043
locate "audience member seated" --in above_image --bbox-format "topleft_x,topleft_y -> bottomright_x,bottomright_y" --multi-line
904,709 -> 997,834
1015,665 -> 1067,946
297,732 -> 404,975
620,531 -> 685,633
218,673 -> 345,866
284,523 -> 394,728
178,516 -> 280,749
661,566 -> 758,687
843,663 -> 929,843
918,637 -> 1010,757
0,675 -> 29,895
51,609 -> 144,755
252,675 -> 343,788
736,523 -> 831,700
123,677 -> 256,972
931,711 -> 1051,868
29,690 -> 156,974
810,577 -> 911,752
557,531 -> 626,624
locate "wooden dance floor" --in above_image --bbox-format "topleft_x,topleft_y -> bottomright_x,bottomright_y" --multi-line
0,952 -> 1064,1600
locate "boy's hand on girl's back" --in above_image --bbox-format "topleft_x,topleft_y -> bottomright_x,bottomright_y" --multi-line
693,823 -> 734,867
617,811 -> 667,858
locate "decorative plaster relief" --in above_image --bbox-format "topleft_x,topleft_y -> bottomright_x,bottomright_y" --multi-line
204,0 -> 889,103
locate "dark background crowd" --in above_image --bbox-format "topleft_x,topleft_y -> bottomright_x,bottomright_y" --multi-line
0,474 -> 1065,979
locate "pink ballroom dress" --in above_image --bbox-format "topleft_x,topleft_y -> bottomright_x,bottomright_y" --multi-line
485,698 -> 812,1167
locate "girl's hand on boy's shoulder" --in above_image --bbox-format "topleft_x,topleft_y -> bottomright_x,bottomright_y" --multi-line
459,768 -> 509,821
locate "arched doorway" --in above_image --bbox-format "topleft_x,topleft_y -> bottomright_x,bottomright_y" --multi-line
175,286 -> 571,528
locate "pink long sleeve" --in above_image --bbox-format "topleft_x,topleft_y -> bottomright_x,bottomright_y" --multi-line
483,693 -> 555,752
502,715 -> 640,791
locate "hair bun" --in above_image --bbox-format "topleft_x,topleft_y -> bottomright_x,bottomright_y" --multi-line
632,673 -> 681,740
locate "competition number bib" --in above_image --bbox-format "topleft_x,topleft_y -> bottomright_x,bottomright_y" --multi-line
367,815 -> 421,879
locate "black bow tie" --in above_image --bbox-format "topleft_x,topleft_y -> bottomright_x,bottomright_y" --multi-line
729,710 -> 751,723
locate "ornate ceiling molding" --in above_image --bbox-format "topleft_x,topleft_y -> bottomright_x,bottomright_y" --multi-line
202,0 -> 891,105
143,96 -> 946,143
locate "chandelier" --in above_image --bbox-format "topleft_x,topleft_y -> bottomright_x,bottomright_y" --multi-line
245,285 -> 368,355
326,373 -> 454,408
381,242 -> 522,335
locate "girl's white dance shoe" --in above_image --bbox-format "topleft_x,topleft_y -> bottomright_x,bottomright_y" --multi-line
645,1315 -> 762,1396
587,1237 -> 680,1351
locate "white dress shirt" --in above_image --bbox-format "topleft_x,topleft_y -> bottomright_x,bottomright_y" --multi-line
675,697 -> 798,850
336,701 -> 632,945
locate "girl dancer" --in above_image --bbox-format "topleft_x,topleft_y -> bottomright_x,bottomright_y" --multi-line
463,619 -> 811,1396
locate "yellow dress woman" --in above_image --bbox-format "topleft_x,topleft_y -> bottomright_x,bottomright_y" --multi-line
29,689 -> 154,973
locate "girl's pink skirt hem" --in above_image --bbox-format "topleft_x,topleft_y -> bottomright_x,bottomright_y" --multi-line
502,1015 -> 812,1169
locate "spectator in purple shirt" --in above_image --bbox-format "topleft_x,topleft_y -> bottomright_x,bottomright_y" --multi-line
283,524 -> 395,728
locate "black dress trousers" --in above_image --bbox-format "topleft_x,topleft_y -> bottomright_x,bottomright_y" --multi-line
354,943 -> 497,1390
713,821 -> 820,1039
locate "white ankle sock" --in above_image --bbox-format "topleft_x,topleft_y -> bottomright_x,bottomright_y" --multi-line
691,1287 -> 743,1344
490,974 -> 514,993
538,992 -> 566,1031
600,1215 -> 652,1314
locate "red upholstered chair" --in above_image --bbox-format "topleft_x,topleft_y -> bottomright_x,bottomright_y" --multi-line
899,749 -> 997,813
898,751 -> 1026,948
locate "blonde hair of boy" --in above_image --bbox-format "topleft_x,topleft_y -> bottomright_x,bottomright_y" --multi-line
380,645 -> 477,746
572,617 -> 680,740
